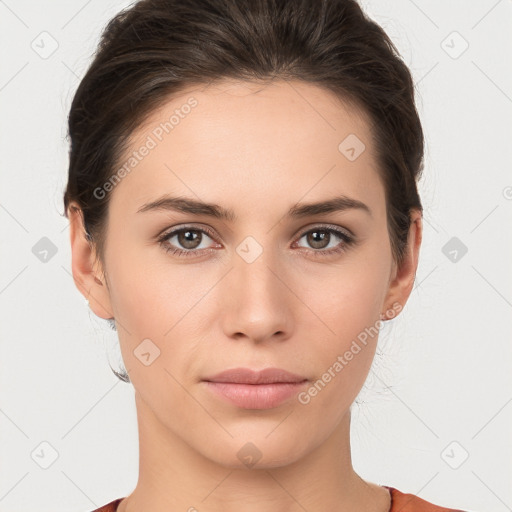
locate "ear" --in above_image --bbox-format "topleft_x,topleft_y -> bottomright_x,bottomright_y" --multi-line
382,209 -> 423,319
68,203 -> 114,320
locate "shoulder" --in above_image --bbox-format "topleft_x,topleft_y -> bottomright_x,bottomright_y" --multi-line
89,498 -> 124,512
386,486 -> 469,511
88,489 -> 473,512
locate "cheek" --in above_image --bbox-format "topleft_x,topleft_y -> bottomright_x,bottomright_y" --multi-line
296,276 -> 386,422
312,291 -> 382,392
104,243 -> 219,391
106,239 -> 210,336
301,242 -> 391,392
312,256 -> 390,344
106,255 -> 205,419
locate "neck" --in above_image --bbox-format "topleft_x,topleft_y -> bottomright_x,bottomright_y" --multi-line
118,392 -> 390,512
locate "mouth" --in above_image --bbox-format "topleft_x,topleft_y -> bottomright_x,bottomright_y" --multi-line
202,367 -> 309,409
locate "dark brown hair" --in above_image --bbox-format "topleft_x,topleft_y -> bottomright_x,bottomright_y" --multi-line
63,0 -> 424,380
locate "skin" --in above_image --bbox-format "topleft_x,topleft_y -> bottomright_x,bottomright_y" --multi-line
69,79 -> 422,512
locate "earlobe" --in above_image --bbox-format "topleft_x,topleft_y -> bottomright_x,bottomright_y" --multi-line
381,209 -> 423,320
68,203 -> 114,320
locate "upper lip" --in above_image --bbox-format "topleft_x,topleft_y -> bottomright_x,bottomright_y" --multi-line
203,367 -> 308,384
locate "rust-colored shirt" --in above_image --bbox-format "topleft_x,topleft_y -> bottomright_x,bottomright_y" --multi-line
91,486 -> 468,511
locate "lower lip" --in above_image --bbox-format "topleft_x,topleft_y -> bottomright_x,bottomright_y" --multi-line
203,381 -> 308,409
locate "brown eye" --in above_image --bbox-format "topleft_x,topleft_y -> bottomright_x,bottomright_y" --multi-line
295,225 -> 354,257
305,229 -> 331,249
176,229 -> 203,249
158,226 -> 219,257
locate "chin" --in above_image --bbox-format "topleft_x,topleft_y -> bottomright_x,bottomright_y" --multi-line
197,429 -> 312,470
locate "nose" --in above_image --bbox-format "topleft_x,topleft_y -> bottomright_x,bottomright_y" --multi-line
220,244 -> 293,344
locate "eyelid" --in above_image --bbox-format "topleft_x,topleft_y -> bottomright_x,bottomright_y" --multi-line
157,222 -> 353,244
157,222 -> 356,257
156,224 -> 220,245
294,222 -> 354,240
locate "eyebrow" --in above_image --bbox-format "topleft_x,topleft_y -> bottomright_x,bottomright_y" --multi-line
136,194 -> 372,220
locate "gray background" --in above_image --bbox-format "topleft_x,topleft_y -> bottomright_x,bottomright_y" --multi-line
0,0 -> 511,510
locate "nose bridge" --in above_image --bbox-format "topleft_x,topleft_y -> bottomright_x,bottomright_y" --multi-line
233,235 -> 282,303
223,234 -> 291,340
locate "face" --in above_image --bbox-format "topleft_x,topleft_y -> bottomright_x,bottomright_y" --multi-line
72,79 -> 419,469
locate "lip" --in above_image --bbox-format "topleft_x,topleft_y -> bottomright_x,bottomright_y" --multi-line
202,367 -> 309,410
203,367 -> 307,384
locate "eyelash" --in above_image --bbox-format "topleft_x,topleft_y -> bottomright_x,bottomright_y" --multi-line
157,224 -> 355,259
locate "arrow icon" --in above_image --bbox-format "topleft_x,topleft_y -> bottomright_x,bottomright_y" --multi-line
441,236 -> 468,263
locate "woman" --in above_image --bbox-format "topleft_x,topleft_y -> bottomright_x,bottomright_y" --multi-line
63,0 -> 469,510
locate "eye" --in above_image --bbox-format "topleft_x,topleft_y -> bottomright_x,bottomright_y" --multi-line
293,225 -> 354,257
157,224 -> 355,259
157,226 -> 219,257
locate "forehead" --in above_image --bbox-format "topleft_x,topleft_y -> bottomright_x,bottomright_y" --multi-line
109,79 -> 383,218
